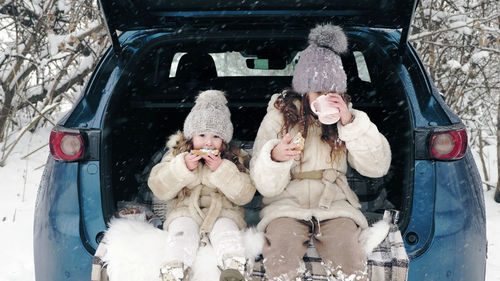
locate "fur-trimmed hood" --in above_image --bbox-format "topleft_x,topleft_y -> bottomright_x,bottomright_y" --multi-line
166,130 -> 185,150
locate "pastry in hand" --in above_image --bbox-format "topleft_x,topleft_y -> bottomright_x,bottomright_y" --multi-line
191,148 -> 220,156
291,132 -> 305,151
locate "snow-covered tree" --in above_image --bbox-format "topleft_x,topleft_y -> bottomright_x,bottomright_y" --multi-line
0,0 -> 108,165
410,0 -> 500,194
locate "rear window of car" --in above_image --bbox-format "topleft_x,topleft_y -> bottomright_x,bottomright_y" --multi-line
168,50 -> 373,85
353,51 -> 371,82
169,52 -> 297,77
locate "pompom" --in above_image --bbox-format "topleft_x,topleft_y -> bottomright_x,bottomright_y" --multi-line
308,24 -> 348,54
195,90 -> 228,105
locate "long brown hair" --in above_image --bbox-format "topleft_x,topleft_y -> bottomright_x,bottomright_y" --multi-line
274,89 -> 350,163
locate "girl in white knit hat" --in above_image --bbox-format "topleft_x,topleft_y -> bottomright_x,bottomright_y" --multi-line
250,24 -> 392,281
148,90 -> 256,281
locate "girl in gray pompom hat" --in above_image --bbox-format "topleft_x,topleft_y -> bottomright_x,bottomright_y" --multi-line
250,24 -> 392,281
148,90 -> 256,281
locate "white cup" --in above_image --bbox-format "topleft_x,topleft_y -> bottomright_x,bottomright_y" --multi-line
310,95 -> 340,125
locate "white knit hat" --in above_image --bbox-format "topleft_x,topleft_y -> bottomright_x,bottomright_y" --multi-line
183,90 -> 233,142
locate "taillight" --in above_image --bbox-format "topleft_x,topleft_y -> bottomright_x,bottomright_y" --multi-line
49,130 -> 84,161
429,129 -> 467,160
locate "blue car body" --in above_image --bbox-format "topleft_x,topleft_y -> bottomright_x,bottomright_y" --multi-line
34,1 -> 486,280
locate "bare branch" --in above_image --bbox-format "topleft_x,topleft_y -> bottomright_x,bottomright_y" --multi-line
3,0 -> 56,89
421,40 -> 500,54
410,13 -> 499,41
0,102 -> 59,167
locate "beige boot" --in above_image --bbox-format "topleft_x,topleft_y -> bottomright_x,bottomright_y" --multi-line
160,261 -> 186,281
220,256 -> 247,281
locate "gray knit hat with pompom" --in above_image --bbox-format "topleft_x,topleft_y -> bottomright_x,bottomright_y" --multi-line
183,90 -> 233,142
292,24 -> 348,95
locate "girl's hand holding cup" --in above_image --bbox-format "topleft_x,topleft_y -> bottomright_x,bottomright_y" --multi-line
325,93 -> 353,125
311,92 -> 353,125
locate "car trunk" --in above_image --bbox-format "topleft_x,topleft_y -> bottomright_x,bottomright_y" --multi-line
98,0 -> 418,55
99,30 -> 413,228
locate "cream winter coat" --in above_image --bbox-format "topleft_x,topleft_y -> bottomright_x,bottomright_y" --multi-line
250,94 -> 391,231
148,132 -> 256,233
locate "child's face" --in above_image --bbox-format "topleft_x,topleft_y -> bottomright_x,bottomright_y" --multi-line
192,132 -> 223,151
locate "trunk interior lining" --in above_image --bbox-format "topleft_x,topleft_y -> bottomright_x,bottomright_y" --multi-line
101,37 -> 413,229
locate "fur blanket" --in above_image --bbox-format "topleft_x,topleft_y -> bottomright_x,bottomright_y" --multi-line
96,215 -> 391,281
100,215 -> 265,281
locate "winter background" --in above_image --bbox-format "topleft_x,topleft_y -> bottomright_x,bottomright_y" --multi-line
0,0 -> 499,280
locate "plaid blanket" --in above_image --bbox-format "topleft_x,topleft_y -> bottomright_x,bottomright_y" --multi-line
91,224 -> 408,281
91,242 -> 109,281
366,225 -> 409,281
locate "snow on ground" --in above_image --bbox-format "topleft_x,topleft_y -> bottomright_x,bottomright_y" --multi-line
485,188 -> 500,280
0,126 -> 51,281
0,127 -> 499,280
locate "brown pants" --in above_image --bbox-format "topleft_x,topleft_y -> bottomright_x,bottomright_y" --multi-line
263,217 -> 367,281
